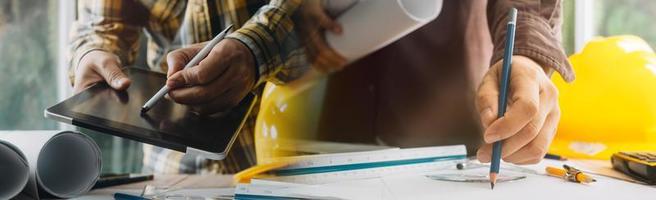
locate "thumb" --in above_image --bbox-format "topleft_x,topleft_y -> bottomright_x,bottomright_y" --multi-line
166,43 -> 204,78
166,67 -> 200,89
96,59 -> 131,90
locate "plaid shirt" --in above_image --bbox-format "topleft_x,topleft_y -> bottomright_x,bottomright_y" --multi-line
69,0 -> 316,174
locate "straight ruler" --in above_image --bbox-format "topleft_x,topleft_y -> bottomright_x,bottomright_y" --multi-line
265,145 -> 467,184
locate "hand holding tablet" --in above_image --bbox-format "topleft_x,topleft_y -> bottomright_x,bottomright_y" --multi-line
46,68 -> 256,160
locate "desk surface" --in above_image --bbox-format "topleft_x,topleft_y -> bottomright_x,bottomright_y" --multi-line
77,174 -> 235,200
77,159 -> 656,200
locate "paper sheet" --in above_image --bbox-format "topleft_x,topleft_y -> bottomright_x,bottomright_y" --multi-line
0,131 -> 102,199
239,159 -> 656,200
326,0 -> 443,62
375,160 -> 656,199
380,162 -> 655,199
237,179 -> 393,200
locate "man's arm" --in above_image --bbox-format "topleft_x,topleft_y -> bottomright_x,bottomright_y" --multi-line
225,0 -> 344,86
476,0 -> 571,165
487,0 -> 574,82
224,0 -> 303,86
164,0 -> 343,114
68,0 -> 145,91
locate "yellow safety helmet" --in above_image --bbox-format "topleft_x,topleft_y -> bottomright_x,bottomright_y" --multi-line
253,73 -> 329,164
549,35 -> 656,160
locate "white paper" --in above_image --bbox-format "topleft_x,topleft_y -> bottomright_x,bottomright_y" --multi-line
326,0 -> 443,62
380,162 -> 656,200
237,179 -> 393,200
239,159 -> 656,200
0,130 -> 102,199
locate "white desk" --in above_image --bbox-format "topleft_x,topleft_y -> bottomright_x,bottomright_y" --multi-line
77,174 -> 235,200
77,159 -> 656,200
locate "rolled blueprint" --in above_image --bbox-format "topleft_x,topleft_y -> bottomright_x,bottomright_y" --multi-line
0,131 -> 101,199
0,140 -> 30,200
326,0 -> 443,62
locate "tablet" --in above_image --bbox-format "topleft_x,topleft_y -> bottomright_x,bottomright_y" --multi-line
45,68 -> 256,160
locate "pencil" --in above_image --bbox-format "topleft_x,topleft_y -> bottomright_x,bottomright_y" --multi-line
140,25 -> 233,114
490,8 -> 517,190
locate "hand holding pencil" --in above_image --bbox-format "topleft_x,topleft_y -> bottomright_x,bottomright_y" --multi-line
141,25 -> 258,115
474,8 -> 562,188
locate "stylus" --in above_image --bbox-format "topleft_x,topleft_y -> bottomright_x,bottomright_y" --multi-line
140,25 -> 233,114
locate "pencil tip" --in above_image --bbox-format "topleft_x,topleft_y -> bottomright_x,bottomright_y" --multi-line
489,173 -> 498,190
140,107 -> 148,115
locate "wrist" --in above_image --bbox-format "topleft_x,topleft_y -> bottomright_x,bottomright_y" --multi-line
78,50 -> 120,69
515,55 -> 555,77
228,38 -> 259,87
228,38 -> 258,90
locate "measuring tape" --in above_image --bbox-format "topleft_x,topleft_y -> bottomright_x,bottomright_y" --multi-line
266,145 -> 467,184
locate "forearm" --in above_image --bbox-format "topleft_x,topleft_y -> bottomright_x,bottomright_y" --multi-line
487,0 -> 574,82
226,0 -> 306,86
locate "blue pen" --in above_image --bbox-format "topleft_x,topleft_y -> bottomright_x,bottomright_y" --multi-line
489,8 -> 517,190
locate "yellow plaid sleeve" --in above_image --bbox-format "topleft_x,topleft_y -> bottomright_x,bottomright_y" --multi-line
226,0 -> 306,86
68,0 -> 145,85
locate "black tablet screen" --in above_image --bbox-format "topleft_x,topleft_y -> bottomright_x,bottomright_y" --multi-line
47,68 -> 256,154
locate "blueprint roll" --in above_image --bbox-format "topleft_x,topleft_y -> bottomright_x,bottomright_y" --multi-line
0,131 -> 102,199
326,0 -> 443,62
0,140 -> 30,200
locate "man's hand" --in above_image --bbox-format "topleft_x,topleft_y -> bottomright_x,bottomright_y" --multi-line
165,39 -> 256,115
74,51 -> 131,93
298,0 -> 347,73
476,55 -> 561,165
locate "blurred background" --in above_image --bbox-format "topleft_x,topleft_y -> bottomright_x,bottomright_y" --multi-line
1,0 -> 655,174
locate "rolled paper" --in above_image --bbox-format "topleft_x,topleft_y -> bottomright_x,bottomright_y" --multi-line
0,140 -> 30,200
326,0 -> 443,62
0,131 -> 102,199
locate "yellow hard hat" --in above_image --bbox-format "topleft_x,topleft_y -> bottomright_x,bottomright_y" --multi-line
549,35 -> 656,160
254,74 -> 329,164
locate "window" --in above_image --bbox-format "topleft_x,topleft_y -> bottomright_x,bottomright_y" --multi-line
595,0 -> 656,47
0,0 -> 58,130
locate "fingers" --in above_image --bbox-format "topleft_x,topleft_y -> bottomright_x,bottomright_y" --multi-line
167,75 -> 230,104
170,82 -> 245,115
476,65 -> 500,129
316,9 -> 342,34
166,43 -> 204,78
476,143 -> 493,163
502,108 -> 560,164
168,53 -> 253,104
500,81 -> 555,157
483,70 -> 540,143
478,109 -> 557,164
166,39 -> 256,114
476,56 -> 560,165
75,51 -> 130,92
94,59 -> 131,90
312,37 -> 347,72
167,40 -> 239,88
